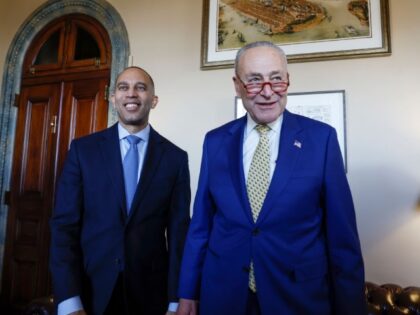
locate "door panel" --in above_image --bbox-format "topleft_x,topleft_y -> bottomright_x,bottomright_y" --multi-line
21,96 -> 53,193
56,77 -> 109,178
65,78 -> 108,142
2,84 -> 60,310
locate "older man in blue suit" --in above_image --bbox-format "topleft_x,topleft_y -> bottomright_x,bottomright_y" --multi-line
177,41 -> 366,315
50,67 -> 191,315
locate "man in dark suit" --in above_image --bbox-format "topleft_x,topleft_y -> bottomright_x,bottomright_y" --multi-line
50,67 -> 191,315
177,41 -> 366,315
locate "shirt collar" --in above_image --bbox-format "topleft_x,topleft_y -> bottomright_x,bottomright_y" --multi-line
245,113 -> 283,137
118,123 -> 151,142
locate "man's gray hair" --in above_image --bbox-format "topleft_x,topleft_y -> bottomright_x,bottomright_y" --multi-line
234,41 -> 287,75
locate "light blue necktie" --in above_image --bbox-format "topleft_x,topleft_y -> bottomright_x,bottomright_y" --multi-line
123,135 -> 141,212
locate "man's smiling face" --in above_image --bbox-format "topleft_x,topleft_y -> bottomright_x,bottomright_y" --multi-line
234,46 -> 289,124
111,67 -> 158,133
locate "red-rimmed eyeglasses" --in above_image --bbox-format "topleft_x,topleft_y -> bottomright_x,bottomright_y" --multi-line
236,75 -> 290,96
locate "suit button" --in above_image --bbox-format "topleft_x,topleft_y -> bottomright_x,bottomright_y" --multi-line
115,258 -> 121,265
252,228 -> 260,236
242,266 -> 250,273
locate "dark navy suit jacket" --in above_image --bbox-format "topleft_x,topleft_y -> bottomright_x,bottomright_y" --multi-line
50,123 -> 191,315
179,111 -> 366,315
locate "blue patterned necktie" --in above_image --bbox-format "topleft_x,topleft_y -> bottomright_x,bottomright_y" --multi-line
123,135 -> 141,212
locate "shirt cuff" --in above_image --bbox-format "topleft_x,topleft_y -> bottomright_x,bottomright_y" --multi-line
168,302 -> 179,312
58,296 -> 84,315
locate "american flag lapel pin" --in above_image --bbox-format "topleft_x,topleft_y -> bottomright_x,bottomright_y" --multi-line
294,140 -> 302,149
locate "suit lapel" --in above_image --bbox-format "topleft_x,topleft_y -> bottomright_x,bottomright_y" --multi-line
228,117 -> 255,224
99,123 -> 127,216
257,110 -> 304,224
128,127 -> 165,221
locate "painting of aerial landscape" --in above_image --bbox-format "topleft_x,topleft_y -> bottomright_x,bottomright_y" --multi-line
217,0 -> 372,51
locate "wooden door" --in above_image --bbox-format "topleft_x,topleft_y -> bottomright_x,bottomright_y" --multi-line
1,14 -> 111,314
1,84 -> 61,311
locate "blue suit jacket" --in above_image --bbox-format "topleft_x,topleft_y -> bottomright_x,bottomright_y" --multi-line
50,123 -> 191,315
179,111 -> 366,315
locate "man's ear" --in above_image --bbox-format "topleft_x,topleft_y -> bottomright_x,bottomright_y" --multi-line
233,76 -> 241,97
151,95 -> 159,109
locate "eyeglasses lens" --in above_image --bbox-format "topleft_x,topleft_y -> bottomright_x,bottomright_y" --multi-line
246,82 -> 288,94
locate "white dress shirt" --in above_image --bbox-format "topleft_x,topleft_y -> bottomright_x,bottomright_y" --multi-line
243,114 -> 283,182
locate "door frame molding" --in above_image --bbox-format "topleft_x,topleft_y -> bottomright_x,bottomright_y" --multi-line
0,0 -> 129,282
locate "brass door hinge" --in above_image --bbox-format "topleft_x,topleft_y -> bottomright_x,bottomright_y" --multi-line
50,115 -> 57,134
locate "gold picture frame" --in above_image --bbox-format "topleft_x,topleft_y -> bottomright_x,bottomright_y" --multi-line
201,0 -> 391,69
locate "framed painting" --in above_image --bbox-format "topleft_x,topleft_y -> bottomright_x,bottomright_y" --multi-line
202,0 -> 391,69
235,90 -> 347,169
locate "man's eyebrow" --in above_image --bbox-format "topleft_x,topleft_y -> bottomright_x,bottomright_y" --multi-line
246,72 -> 263,78
116,81 -> 147,87
245,71 -> 284,78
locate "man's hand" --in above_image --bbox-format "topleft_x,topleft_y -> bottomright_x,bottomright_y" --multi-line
176,298 -> 198,315
69,311 -> 87,315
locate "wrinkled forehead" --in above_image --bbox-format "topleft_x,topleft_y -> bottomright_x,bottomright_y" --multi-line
237,46 -> 287,77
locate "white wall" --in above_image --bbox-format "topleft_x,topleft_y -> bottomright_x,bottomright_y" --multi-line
1,0 -> 420,286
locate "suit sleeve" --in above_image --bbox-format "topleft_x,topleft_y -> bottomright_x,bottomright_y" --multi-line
323,129 -> 367,314
178,135 -> 216,299
167,150 -> 191,302
49,141 -> 84,305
